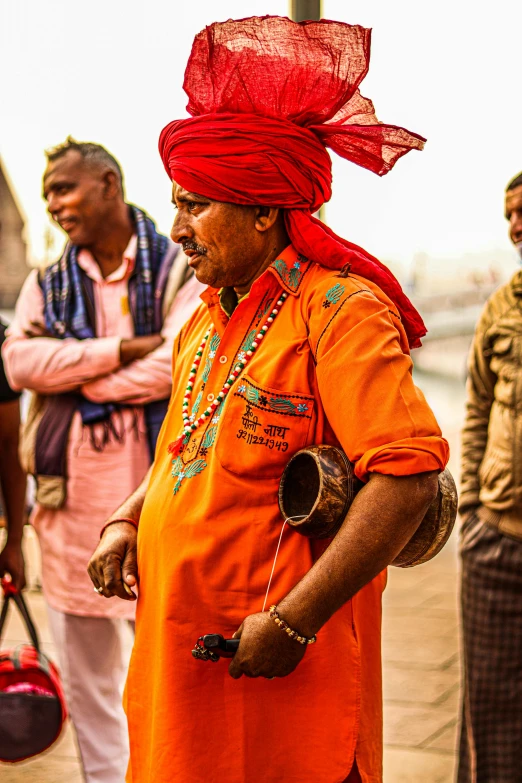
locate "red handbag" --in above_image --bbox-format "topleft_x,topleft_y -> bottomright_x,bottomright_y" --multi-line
0,579 -> 68,762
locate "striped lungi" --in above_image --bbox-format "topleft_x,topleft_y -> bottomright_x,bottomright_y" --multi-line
458,508 -> 522,783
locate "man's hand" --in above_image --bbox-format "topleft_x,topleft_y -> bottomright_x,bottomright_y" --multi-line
120,334 -> 164,365
0,540 -> 26,591
87,468 -> 150,600
87,521 -> 138,600
228,611 -> 307,679
24,320 -> 53,338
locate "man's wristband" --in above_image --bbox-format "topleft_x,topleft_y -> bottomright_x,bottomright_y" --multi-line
100,517 -> 139,539
269,605 -> 317,645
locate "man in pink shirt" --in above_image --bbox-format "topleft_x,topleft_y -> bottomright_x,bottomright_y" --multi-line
2,138 -> 202,783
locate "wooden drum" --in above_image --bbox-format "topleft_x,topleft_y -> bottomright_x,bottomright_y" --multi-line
278,445 -> 458,568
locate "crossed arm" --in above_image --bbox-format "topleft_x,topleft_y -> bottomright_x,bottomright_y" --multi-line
2,270 -> 174,404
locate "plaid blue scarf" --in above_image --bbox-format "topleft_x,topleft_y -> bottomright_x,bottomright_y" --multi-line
40,205 -> 170,453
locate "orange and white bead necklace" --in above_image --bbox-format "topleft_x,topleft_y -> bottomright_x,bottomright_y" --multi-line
168,290 -> 288,457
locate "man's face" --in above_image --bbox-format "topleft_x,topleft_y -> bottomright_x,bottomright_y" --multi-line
505,185 -> 522,248
170,183 -> 268,289
43,151 -> 111,246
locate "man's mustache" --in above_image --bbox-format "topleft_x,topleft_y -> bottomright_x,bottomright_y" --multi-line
182,241 -> 208,255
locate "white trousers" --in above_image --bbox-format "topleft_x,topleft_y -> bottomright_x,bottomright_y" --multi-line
47,605 -> 133,783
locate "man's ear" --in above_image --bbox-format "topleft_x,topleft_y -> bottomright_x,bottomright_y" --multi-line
102,170 -> 121,200
254,206 -> 280,232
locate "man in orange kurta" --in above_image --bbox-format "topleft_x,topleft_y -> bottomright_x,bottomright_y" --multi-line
88,17 -> 449,783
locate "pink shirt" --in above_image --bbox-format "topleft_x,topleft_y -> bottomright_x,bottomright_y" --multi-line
3,239 -> 203,618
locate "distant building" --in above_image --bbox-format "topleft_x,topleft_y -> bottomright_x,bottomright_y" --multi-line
0,158 -> 28,308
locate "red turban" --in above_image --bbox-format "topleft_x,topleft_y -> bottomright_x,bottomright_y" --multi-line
159,16 -> 427,347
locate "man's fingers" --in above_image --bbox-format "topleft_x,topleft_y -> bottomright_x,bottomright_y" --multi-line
229,623 -> 246,677
121,546 -> 138,583
25,322 -> 51,338
228,658 -> 243,679
12,571 -> 26,592
87,529 -> 137,601
101,555 -> 130,600
87,556 -> 106,594
0,552 -> 26,592
228,630 -> 260,678
121,546 -> 138,599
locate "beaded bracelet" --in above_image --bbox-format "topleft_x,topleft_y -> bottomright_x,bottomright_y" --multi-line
269,605 -> 317,645
99,517 -> 139,539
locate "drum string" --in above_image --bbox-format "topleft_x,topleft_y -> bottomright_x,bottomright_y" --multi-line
261,516 -> 307,613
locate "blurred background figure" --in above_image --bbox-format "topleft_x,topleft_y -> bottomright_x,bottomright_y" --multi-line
1,138 -> 202,783
0,318 -> 26,592
458,171 -> 522,783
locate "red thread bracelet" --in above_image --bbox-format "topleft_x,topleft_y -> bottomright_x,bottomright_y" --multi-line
100,517 -> 139,539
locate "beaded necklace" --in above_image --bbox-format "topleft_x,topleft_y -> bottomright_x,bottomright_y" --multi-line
168,290 -> 288,458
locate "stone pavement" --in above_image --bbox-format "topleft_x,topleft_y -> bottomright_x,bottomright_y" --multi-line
0,370 -> 464,782
382,369 -> 464,783
0,554 -> 84,783
382,534 -> 460,782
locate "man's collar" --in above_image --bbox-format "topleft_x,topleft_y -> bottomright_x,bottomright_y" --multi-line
266,245 -> 310,295
200,245 -> 311,307
77,234 -> 137,283
218,287 -> 251,317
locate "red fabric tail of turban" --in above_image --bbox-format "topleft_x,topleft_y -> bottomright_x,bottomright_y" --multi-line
160,16 -> 427,348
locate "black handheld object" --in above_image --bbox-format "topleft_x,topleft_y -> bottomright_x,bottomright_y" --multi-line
192,634 -> 240,662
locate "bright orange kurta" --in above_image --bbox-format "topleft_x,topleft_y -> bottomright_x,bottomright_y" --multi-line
125,246 -> 449,783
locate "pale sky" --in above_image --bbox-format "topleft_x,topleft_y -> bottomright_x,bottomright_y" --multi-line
1,0 -> 521,276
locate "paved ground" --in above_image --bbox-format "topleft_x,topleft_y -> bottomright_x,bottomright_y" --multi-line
382,533 -> 460,782
0,554 -> 85,783
0,369 -> 464,782
381,369 -> 464,782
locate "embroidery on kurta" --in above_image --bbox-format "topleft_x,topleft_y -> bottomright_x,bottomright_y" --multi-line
171,402 -> 223,488
169,292 -> 290,490
242,329 -> 257,353
202,332 -> 221,383
235,379 -> 312,418
202,425 -> 218,449
190,391 -> 203,421
171,457 -> 207,494
314,288 -> 371,361
271,254 -> 308,292
211,404 -> 223,425
255,296 -> 274,325
236,401 -> 291,452
322,283 -> 345,309
168,330 -> 221,489
273,258 -> 302,290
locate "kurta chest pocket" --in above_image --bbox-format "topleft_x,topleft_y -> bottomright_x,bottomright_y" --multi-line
215,374 -> 315,479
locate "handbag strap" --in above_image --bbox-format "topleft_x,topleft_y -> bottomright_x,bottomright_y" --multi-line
0,582 -> 40,652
